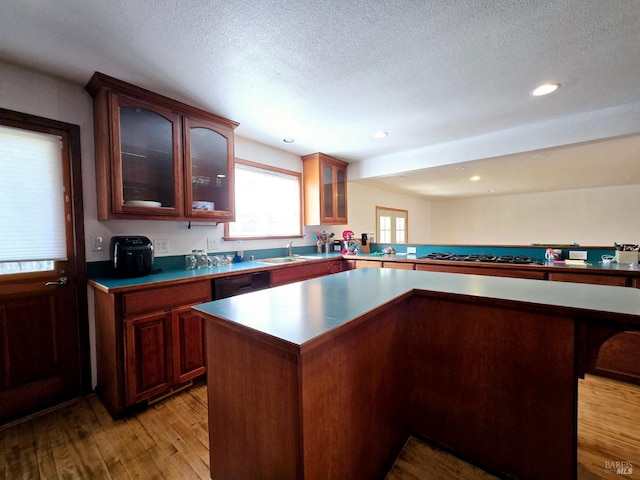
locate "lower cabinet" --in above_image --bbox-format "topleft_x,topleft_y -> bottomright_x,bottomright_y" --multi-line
354,260 -> 382,269
94,280 -> 211,417
383,261 -> 415,270
549,271 -> 639,384
415,262 -> 546,280
124,311 -> 172,405
172,305 -> 207,384
270,259 -> 345,287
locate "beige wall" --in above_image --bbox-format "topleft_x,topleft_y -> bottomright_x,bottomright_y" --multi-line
341,182 -> 432,244
431,184 -> 640,246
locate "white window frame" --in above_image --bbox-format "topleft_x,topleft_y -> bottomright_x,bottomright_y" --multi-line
376,206 -> 409,244
224,158 -> 303,240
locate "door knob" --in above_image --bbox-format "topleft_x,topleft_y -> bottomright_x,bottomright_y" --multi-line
45,276 -> 69,287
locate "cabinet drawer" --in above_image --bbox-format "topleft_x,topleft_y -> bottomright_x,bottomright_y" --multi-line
122,280 -> 211,316
270,261 -> 334,287
548,272 -> 628,286
383,262 -> 414,270
416,263 -> 546,280
355,260 -> 383,269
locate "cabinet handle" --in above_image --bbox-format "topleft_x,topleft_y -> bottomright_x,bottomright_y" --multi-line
45,276 -> 69,287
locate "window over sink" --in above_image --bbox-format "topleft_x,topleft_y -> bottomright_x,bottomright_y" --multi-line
224,159 -> 302,239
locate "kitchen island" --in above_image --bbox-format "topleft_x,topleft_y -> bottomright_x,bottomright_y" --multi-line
195,268 -> 640,480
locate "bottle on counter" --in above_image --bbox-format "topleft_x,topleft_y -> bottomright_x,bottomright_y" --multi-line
195,250 -> 211,268
233,241 -> 244,263
185,253 -> 197,270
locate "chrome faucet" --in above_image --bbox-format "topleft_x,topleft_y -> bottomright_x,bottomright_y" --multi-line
287,241 -> 293,257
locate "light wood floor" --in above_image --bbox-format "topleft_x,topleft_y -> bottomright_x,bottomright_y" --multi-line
1,374 -> 638,479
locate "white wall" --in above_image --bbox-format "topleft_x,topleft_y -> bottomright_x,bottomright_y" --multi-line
431,184 -> 640,246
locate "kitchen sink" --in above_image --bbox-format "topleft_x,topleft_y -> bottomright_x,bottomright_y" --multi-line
259,256 -> 309,264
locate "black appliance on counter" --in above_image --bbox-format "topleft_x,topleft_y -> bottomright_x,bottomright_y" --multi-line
110,236 -> 154,277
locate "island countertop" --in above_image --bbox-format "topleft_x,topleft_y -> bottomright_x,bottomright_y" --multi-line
193,268 -> 640,349
194,267 -> 640,480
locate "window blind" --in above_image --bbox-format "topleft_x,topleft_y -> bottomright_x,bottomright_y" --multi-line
0,125 -> 67,262
229,163 -> 301,237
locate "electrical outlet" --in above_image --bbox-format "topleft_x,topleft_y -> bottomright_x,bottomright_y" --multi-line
154,239 -> 169,254
407,246 -> 416,254
91,236 -> 104,251
207,237 -> 217,250
569,250 -> 587,260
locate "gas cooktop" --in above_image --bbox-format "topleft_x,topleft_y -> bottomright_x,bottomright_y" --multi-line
421,252 -> 542,265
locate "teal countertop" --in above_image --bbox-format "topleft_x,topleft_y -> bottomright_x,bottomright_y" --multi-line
357,253 -> 640,273
88,251 -> 638,293
193,268 -> 640,349
88,253 -> 343,292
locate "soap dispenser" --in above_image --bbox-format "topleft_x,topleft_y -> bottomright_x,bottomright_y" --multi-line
233,241 -> 244,263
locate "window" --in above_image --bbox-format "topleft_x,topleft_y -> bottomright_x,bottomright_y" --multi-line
225,159 -> 302,239
0,125 -> 67,275
376,207 -> 408,244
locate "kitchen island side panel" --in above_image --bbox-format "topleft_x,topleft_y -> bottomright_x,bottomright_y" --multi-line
205,321 -> 301,480
300,303 -> 410,480
406,293 -> 577,480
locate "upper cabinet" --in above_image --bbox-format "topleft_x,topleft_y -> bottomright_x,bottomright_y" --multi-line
86,72 -> 238,222
301,152 -> 348,225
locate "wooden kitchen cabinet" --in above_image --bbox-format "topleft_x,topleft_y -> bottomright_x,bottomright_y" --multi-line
94,280 -> 211,417
355,260 -> 383,269
383,261 -> 415,270
302,152 -> 348,225
172,305 -> 207,385
124,310 -> 172,405
548,269 -> 638,384
548,271 -> 628,286
270,259 -> 345,287
86,72 -> 237,222
415,262 -> 547,280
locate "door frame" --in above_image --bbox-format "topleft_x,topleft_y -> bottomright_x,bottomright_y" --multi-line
0,107 -> 91,396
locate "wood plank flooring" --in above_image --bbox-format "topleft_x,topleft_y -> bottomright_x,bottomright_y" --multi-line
1,374 -> 638,479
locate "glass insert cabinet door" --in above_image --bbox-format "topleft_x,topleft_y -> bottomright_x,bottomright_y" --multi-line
322,165 -> 334,221
184,117 -> 234,220
111,94 -> 182,216
336,168 -> 346,219
321,161 -> 347,222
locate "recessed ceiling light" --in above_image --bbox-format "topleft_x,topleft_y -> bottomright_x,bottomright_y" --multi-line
532,154 -> 547,159
372,130 -> 388,139
455,166 -> 466,171
470,175 -> 481,181
283,138 -> 295,143
531,83 -> 561,96
216,174 -> 226,178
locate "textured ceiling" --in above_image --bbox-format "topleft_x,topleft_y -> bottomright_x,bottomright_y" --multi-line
1,0 -> 639,198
